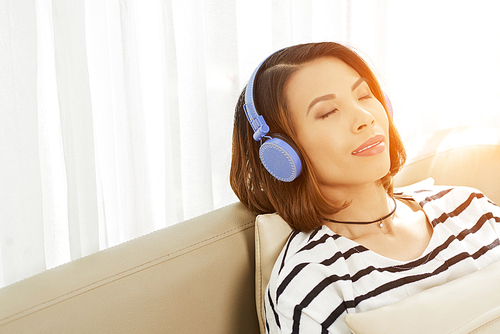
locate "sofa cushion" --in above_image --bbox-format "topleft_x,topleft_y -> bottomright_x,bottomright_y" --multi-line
344,261 -> 500,334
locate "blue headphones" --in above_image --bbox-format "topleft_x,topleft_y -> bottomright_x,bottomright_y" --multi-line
243,57 -> 303,182
243,54 -> 393,183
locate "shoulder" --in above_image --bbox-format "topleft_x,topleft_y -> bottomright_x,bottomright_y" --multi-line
267,226 -> 352,299
397,184 -> 500,230
266,227 -> 354,332
395,184 -> 496,209
271,227 -> 343,280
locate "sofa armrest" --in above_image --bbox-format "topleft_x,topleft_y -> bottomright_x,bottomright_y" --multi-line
0,202 -> 259,333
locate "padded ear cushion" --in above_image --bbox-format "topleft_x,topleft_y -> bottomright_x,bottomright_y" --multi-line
259,134 -> 302,182
384,92 -> 393,117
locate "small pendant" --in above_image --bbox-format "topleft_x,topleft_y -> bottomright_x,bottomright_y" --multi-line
379,222 -> 384,228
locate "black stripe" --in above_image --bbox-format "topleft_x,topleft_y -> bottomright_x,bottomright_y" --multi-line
276,203 -> 497,305
292,305 -> 301,334
429,192 -> 487,227
321,300 -> 356,330
292,273 -> 352,333
351,235 -> 455,281
279,244 -> 500,329
419,188 -> 454,207
456,211 -> 500,239
317,240 -> 500,328
277,244 -> 368,301
353,241 -> 500,306
351,211 -> 498,282
322,245 -> 368,266
472,238 -> 500,259
277,233 -> 339,301
414,189 -> 433,193
276,263 -> 309,301
264,303 -> 270,333
308,226 -> 323,241
352,208 -> 499,285
282,209 -> 497,303
267,288 -> 281,329
298,233 -> 339,253
320,251 -> 344,267
278,230 -> 300,275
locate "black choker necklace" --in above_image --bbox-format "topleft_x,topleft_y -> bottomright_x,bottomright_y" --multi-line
323,197 -> 397,228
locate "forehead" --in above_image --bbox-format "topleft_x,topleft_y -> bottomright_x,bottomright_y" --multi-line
285,57 -> 361,110
287,57 -> 360,95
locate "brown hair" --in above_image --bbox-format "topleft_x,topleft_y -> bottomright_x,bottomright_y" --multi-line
230,42 -> 406,232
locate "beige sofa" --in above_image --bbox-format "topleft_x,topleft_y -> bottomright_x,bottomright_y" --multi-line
1,126 -> 500,334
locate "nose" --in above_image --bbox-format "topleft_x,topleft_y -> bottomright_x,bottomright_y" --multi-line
352,107 -> 376,133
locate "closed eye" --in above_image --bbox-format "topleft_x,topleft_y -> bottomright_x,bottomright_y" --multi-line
319,109 -> 338,119
359,94 -> 372,100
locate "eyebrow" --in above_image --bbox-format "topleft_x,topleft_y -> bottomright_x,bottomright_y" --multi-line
306,77 -> 368,115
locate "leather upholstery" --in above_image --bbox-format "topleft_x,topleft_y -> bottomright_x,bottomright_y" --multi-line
0,202 -> 259,333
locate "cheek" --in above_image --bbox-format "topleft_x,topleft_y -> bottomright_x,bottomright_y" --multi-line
297,127 -> 334,156
379,108 -> 390,129
299,131 -> 345,176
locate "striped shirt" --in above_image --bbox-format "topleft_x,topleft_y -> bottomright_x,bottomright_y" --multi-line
265,186 -> 500,333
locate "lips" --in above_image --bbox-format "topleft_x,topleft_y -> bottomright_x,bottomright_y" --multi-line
352,134 -> 386,156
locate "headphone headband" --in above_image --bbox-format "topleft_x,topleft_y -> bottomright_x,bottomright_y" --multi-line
243,60 -> 269,141
243,52 -> 303,182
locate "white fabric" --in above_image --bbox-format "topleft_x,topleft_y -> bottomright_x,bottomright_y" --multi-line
1,0 -> 500,288
265,186 -> 500,333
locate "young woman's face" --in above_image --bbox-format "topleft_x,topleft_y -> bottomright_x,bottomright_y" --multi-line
285,57 -> 390,193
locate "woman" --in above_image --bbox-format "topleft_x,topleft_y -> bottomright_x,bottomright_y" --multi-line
230,42 -> 500,333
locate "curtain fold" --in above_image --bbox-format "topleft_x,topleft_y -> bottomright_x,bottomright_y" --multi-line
52,0 -> 100,260
172,0 -> 214,218
1,0 -> 45,287
159,0 -> 184,224
1,0 -> 500,288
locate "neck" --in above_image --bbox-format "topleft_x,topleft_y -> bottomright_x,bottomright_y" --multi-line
325,182 -> 390,219
322,183 -> 394,237
324,197 -> 396,226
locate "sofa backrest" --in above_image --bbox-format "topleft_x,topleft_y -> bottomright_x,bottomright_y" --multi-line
0,202 -> 259,334
394,127 -> 500,204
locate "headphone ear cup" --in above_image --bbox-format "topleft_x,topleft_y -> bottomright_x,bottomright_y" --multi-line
259,134 -> 302,182
384,92 -> 393,117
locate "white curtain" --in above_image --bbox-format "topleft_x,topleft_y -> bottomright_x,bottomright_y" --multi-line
1,0 -> 499,288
